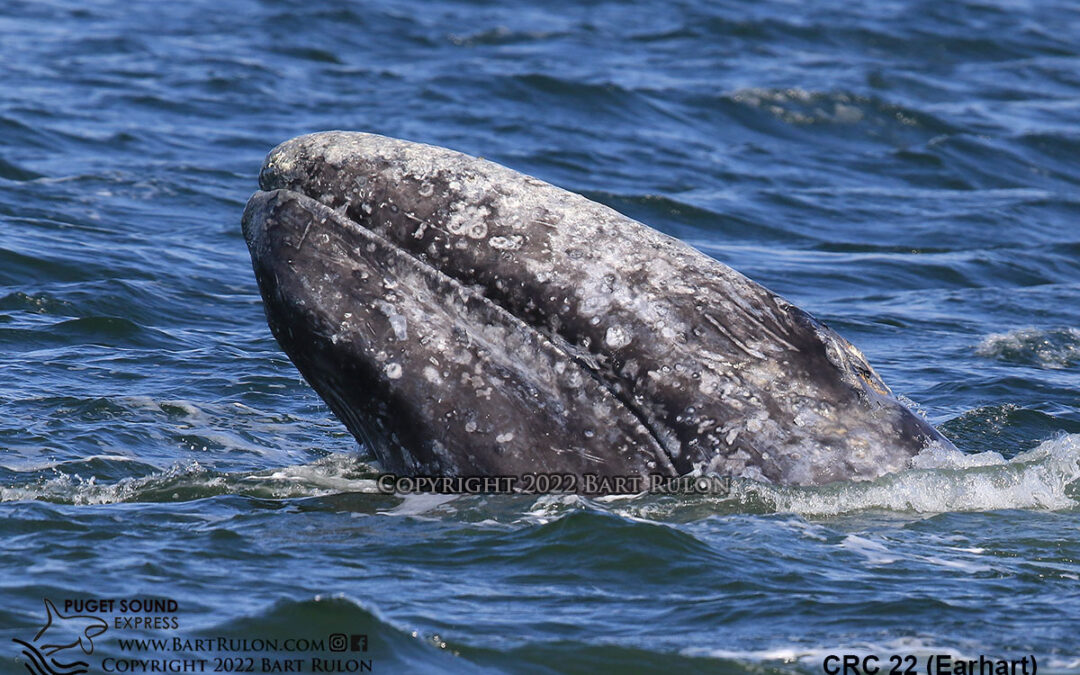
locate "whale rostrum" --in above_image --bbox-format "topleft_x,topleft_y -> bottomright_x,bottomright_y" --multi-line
242,131 -> 954,487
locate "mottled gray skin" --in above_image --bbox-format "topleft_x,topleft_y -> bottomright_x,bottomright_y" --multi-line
243,131 -> 953,486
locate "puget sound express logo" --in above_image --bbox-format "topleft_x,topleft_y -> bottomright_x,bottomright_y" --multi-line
13,599 -> 109,675
13,598 -> 373,674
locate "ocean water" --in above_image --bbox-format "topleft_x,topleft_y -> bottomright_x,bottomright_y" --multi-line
2,0 -> 1079,673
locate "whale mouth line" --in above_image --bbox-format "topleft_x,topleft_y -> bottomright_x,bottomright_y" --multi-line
245,186 -> 682,478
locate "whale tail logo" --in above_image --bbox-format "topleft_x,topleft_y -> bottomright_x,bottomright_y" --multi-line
12,599 -> 107,675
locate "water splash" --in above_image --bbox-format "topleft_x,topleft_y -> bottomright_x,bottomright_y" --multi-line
976,327 -> 1080,369
0,454 -> 382,505
739,434 -> 1080,516
4,437 -> 1078,516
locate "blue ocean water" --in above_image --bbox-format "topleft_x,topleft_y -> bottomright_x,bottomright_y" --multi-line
2,0 -> 1079,673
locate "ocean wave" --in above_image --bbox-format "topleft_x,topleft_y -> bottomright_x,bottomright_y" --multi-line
0,156 -> 43,182
736,434 -> 1080,516
149,595 -> 475,673
940,404 -> 1080,457
189,594 -> 747,674
449,26 -> 571,47
0,454 -> 382,505
6,435 -> 1078,517
976,327 -> 1080,369
728,87 -> 953,134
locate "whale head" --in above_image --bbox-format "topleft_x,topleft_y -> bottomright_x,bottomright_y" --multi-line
243,131 -> 954,487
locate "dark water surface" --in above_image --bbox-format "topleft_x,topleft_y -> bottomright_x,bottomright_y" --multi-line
2,0 -> 1079,673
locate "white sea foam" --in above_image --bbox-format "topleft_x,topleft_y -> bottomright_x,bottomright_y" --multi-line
741,434 -> 1080,516
378,493 -> 459,517
0,453 -> 380,505
3,436 -> 1078,516
840,534 -> 900,565
976,327 -> 1080,369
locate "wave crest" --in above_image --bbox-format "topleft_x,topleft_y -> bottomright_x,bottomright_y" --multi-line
4,437 -> 1078,517
976,327 -> 1080,369
736,434 -> 1080,516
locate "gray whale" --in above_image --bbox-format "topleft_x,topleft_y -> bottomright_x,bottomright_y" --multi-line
242,131 -> 953,487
